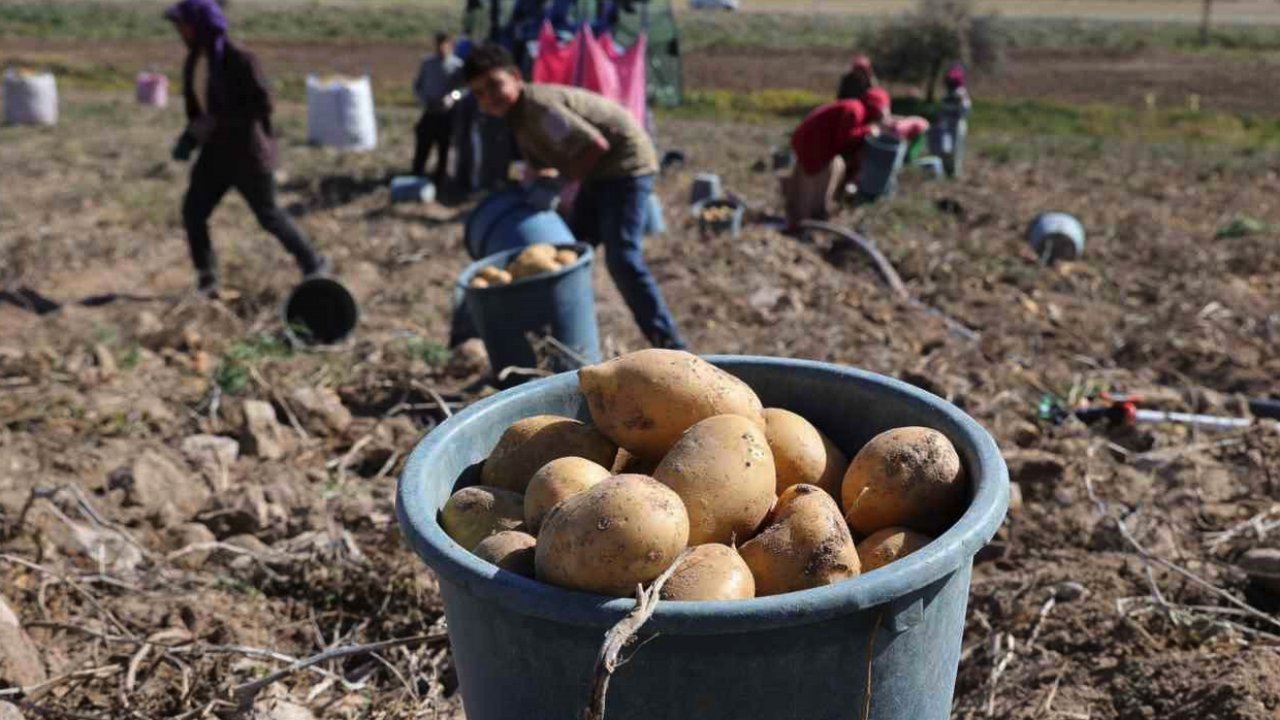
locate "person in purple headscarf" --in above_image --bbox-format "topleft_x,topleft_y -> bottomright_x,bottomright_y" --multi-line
166,0 -> 328,297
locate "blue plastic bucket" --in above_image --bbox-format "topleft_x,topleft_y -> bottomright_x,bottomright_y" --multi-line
1027,212 -> 1086,264
459,242 -> 601,375
397,356 -> 1009,720
464,188 -> 576,260
858,135 -> 907,199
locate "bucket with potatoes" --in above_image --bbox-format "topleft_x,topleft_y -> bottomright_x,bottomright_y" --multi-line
458,242 -> 600,377
397,350 -> 1009,720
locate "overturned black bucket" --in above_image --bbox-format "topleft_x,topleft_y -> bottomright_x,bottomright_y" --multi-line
283,277 -> 359,345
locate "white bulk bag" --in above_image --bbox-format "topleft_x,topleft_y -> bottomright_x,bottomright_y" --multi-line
4,69 -> 58,126
305,74 -> 377,151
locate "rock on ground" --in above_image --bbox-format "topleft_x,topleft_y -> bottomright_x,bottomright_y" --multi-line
289,386 -> 352,436
0,595 -> 46,689
242,400 -> 292,461
109,449 -> 211,524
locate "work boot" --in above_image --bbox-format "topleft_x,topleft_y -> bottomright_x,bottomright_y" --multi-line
196,271 -> 219,300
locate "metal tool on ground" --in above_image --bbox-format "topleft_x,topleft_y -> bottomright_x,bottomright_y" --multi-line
1040,392 -> 1273,430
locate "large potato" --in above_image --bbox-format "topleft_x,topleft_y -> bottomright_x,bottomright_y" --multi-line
479,266 -> 505,282
763,408 -> 848,498
660,543 -> 755,601
535,474 -> 689,597
842,427 -> 967,535
554,248 -> 580,266
740,484 -> 860,596
508,245 -> 562,280
473,530 -> 537,577
481,415 -> 617,493
514,243 -> 558,263
856,527 -> 932,572
653,414 -> 776,545
578,349 -> 766,461
441,485 -> 525,551
523,456 -> 611,533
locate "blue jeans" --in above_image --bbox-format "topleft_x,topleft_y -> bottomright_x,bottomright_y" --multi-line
573,174 -> 685,349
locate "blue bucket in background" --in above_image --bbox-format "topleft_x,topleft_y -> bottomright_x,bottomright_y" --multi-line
464,188 -> 576,260
397,356 -> 1009,720
459,242 -> 601,376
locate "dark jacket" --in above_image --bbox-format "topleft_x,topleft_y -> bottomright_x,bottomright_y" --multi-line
184,41 -> 277,172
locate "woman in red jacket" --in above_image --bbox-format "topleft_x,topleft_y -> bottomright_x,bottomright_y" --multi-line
779,87 -> 890,232
166,0 -> 328,297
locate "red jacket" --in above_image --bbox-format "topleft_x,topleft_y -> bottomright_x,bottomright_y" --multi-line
791,88 -> 890,175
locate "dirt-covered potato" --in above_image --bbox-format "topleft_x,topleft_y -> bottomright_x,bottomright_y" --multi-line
514,243 -> 558,263
554,248 -> 579,266
468,276 -> 490,289
440,485 -> 525,551
523,456 -> 612,533
763,408 -> 848,498
508,254 -> 562,280
855,527 -> 932,572
842,427 -> 967,536
653,414 -> 776,545
473,530 -> 537,577
660,543 -> 755,601
479,266 -> 505,282
493,269 -> 513,285
739,484 -> 860,596
480,415 -> 617,493
578,349 -> 766,461
535,474 -> 689,597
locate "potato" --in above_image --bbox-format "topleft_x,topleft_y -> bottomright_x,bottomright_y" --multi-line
479,265 -> 505,282
536,474 -> 690,596
855,527 -> 932,572
660,544 -> 755,601
524,456 -> 611,533
611,448 -> 659,476
481,415 -> 617,493
739,484 -> 860,596
468,276 -> 490,289
440,485 -> 525,551
554,248 -> 580,266
842,427 -> 967,535
514,243 -> 558,263
493,269 -> 513,285
473,530 -> 537,577
508,254 -> 562,281
578,349 -> 766,461
653,414 -> 776,545
763,408 -> 848,498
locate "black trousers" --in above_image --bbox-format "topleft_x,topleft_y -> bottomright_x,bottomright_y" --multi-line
182,152 -> 321,280
413,109 -> 455,181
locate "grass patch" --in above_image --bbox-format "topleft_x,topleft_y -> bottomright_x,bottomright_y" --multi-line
216,332 -> 293,395
659,90 -> 1280,150
5,1 -> 1280,53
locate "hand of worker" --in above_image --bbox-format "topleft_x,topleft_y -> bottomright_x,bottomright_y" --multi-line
171,131 -> 197,162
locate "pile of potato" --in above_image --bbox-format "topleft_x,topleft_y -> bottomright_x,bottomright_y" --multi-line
439,349 -> 968,601
468,244 -> 579,289
699,205 -> 737,224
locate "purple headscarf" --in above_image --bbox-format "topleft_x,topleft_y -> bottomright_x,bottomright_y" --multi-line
165,0 -> 229,108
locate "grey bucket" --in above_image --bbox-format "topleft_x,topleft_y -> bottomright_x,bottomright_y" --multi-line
1027,212 -> 1086,264
460,242 -> 601,376
282,277 -> 358,345
396,356 -> 1009,720
857,134 -> 907,199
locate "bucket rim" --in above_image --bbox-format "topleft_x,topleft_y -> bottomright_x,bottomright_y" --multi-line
280,276 -> 359,347
458,242 -> 593,294
396,356 -> 1009,635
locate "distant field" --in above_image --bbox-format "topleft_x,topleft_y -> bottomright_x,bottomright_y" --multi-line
5,0 -> 1280,50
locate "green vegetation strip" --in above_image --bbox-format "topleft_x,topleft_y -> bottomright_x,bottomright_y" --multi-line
4,1 -> 1280,52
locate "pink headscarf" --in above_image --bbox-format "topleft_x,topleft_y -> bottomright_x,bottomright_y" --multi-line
862,87 -> 890,122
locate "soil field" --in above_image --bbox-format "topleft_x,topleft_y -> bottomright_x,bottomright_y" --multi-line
7,38 -> 1280,116
1,84 -> 1279,718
